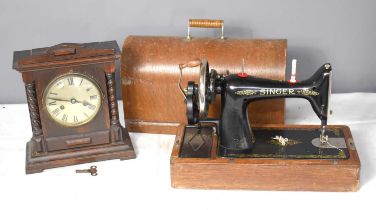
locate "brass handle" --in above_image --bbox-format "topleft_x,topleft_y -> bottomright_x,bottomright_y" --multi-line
187,19 -> 224,40
189,19 -> 223,28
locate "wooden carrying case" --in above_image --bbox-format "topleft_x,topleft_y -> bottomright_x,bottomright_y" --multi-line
171,125 -> 360,191
121,19 -> 287,134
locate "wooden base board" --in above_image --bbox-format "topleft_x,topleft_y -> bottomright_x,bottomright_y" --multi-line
171,124 -> 360,191
26,132 -> 136,174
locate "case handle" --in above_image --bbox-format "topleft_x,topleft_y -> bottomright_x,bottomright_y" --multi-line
187,19 -> 224,40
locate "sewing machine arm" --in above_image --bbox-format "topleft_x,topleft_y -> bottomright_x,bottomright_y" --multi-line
219,64 -> 332,156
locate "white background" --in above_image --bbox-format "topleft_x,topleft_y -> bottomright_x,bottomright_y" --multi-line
0,93 -> 375,210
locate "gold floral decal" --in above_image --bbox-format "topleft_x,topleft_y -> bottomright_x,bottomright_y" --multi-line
296,89 -> 320,96
235,90 -> 257,96
268,136 -> 302,146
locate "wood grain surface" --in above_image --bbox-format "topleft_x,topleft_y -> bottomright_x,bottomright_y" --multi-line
121,36 -> 287,134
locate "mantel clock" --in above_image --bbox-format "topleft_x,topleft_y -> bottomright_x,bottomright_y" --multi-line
13,41 -> 136,174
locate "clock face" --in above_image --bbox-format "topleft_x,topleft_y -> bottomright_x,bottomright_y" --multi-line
44,74 -> 102,127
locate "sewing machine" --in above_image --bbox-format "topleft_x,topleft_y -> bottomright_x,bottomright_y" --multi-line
170,59 -> 360,191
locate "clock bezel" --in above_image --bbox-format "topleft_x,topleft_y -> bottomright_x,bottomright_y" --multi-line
42,72 -> 104,128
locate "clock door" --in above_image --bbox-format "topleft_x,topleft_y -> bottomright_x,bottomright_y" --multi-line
44,74 -> 102,127
38,65 -> 111,151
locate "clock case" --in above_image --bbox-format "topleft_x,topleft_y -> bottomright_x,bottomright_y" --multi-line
13,41 -> 136,174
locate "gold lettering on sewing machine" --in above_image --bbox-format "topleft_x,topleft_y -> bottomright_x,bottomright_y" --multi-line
235,88 -> 319,96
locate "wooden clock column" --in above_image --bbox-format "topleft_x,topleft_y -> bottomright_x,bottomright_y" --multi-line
24,80 -> 47,155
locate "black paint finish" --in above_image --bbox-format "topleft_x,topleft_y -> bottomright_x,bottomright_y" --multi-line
179,126 -> 213,158
185,62 -> 332,157
218,64 -> 331,156
180,126 -> 349,159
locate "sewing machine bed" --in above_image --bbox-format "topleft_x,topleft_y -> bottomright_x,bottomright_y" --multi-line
179,126 -> 349,159
171,124 -> 360,191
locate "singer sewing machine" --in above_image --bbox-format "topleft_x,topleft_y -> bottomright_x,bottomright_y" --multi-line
170,59 -> 360,191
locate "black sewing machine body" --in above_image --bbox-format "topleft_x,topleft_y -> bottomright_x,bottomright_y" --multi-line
218,65 -> 331,156
179,59 -> 346,159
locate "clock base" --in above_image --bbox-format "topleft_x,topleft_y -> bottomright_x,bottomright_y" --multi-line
25,127 -> 136,174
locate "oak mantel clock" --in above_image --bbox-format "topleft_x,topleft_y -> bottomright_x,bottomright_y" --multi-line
13,41 -> 136,174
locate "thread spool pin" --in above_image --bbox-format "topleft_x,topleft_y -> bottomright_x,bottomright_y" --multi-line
289,59 -> 297,83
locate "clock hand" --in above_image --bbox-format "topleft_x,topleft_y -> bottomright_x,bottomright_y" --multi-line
73,99 -> 94,108
71,99 -> 88,106
47,97 -> 71,102
48,97 -> 83,105
83,100 -> 94,107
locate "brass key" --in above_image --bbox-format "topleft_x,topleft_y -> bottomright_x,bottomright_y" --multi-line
75,166 -> 97,176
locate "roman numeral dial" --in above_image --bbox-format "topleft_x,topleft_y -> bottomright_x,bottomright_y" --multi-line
44,74 -> 102,127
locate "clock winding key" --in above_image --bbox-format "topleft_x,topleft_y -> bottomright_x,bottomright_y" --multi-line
75,166 -> 98,176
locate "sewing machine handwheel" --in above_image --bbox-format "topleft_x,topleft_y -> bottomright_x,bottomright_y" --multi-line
186,81 -> 199,124
207,69 -> 217,103
198,59 -> 210,119
185,59 -> 215,124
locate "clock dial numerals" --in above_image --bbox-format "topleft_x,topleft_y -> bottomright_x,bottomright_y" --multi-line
62,114 -> 68,122
52,108 -> 60,116
45,74 -> 102,127
88,104 -> 96,110
67,77 -> 74,85
56,81 -> 64,89
73,115 -> 78,123
49,101 -> 57,106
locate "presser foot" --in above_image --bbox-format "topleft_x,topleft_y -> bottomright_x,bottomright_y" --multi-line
320,125 -> 329,143
320,134 -> 329,143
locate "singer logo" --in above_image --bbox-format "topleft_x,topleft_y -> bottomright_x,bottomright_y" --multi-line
235,88 -> 319,96
259,88 -> 294,95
